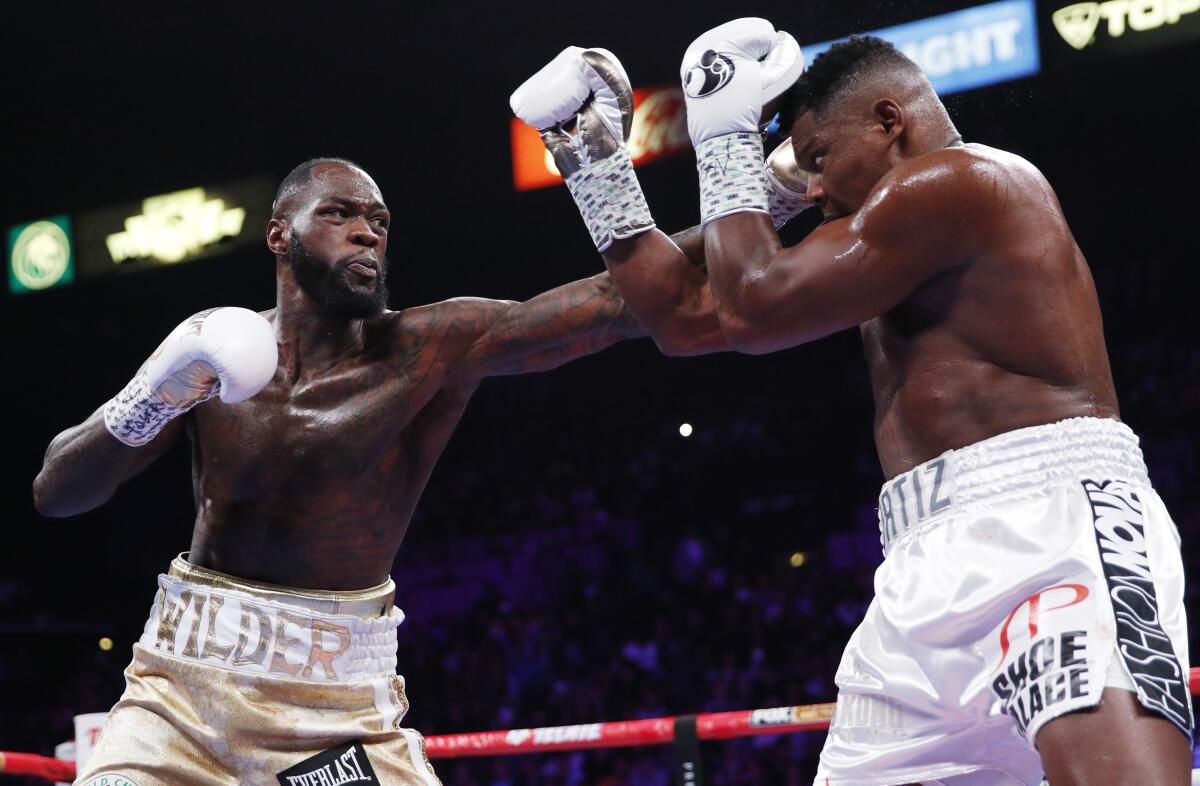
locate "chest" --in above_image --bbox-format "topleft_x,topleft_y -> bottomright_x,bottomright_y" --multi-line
192,360 -> 440,481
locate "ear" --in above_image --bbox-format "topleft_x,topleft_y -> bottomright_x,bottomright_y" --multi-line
266,218 -> 289,256
873,98 -> 904,139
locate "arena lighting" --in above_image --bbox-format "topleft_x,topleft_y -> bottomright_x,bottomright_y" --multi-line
510,1 -> 1039,191
678,422 -> 694,437
1052,0 -> 1199,49
6,216 -> 74,295
97,637 -> 113,652
801,0 -> 1040,96
105,187 -> 246,265
789,551 -> 808,568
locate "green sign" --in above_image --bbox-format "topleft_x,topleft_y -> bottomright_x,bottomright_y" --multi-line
7,216 -> 74,295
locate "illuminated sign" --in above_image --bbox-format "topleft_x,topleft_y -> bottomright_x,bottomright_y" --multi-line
511,2 -> 1040,190
801,0 -> 1040,96
7,216 -> 74,295
74,176 -> 273,280
511,85 -> 690,191
1052,0 -> 1199,49
106,187 -> 246,264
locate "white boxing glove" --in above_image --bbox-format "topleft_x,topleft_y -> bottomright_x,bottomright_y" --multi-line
679,18 -> 805,146
511,47 -> 654,251
681,19 -> 806,226
104,307 -> 278,446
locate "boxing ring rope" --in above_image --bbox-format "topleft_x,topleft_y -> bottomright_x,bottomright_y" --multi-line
3,668 -> 1198,782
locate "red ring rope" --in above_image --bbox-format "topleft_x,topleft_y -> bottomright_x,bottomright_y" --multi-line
3,668 -> 1197,781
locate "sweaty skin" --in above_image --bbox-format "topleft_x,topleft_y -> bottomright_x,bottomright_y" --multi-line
601,77 -> 1185,786
605,139 -> 1118,480
34,163 -> 643,589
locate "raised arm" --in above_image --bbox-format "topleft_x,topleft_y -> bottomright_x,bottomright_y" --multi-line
509,46 -> 810,359
704,149 -> 990,354
602,227 -> 733,356
443,271 -> 644,382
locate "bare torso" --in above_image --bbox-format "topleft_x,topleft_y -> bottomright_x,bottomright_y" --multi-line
185,308 -> 468,589
862,145 -> 1118,478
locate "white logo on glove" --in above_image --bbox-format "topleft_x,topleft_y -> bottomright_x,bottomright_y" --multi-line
683,50 -> 736,98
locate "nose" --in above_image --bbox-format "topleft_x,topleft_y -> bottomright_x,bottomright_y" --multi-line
348,216 -> 379,247
806,172 -> 825,206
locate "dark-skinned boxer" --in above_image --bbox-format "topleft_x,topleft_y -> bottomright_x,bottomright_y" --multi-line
512,20 -> 1191,786
35,158 -> 645,786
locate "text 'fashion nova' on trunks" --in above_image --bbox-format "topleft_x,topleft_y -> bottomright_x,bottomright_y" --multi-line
74,554 -> 443,786
815,417 -> 1192,786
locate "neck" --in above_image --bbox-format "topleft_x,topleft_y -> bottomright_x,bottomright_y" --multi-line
273,262 -> 366,380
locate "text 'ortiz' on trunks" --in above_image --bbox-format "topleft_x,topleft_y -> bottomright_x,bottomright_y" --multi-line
879,456 -> 953,550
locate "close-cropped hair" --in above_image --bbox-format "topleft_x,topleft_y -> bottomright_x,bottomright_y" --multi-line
780,36 -> 919,126
272,157 -> 363,217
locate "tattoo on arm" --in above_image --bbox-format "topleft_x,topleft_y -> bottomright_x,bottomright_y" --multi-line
453,272 -> 645,379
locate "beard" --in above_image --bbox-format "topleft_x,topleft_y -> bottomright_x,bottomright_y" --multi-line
288,235 -> 390,319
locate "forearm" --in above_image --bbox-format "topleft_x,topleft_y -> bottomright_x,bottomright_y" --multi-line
703,212 -> 787,345
33,407 -> 176,517
603,228 -> 731,356
470,272 -> 645,377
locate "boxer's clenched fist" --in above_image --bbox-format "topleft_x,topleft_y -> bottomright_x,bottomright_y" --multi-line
679,18 -> 804,146
511,46 -> 633,178
104,307 -> 278,446
511,48 -> 654,251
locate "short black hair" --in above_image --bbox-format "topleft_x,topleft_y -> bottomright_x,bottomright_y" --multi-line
272,157 -> 364,219
781,36 -> 919,126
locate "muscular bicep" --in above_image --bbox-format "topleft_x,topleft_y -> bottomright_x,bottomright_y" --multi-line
712,152 -> 992,354
603,228 -> 733,356
436,273 -> 643,383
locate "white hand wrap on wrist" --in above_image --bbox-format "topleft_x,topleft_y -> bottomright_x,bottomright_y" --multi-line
768,188 -> 811,230
564,149 -> 655,252
696,132 -> 771,226
104,370 -> 201,446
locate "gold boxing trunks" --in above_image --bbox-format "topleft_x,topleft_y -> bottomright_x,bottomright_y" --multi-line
75,555 -> 442,786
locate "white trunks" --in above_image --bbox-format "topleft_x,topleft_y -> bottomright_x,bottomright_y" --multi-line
815,417 -> 1192,785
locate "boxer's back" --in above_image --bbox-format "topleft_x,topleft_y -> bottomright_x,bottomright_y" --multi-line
864,144 -> 1119,478
186,306 -> 473,590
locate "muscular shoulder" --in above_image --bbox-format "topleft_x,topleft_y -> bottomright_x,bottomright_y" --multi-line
855,144 -> 1046,251
378,297 -> 517,371
384,297 -> 516,340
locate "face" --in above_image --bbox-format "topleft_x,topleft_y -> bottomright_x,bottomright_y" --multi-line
280,164 -> 392,318
789,103 -> 899,222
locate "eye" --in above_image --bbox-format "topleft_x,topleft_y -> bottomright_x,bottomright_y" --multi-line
812,155 -> 825,171
324,208 -> 348,219
371,216 -> 389,228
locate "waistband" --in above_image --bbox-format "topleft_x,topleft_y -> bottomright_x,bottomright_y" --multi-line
141,555 -> 404,683
878,417 -> 1148,555
169,553 -> 395,618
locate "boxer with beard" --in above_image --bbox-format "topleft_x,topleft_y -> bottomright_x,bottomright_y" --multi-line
34,157 -> 645,786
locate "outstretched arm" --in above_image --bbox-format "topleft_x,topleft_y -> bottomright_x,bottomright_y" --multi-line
602,227 -> 733,356
444,271 -> 645,382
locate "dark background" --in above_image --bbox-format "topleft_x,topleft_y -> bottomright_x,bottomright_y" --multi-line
3,1 -> 1197,784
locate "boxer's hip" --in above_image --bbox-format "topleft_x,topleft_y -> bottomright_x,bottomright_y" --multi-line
816,417 -> 1191,784
74,556 -> 440,786
140,553 -> 403,683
